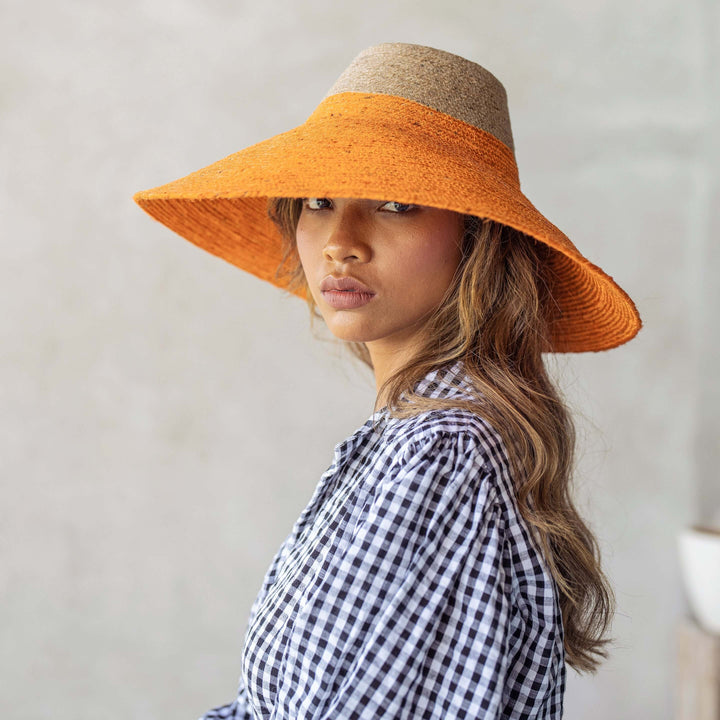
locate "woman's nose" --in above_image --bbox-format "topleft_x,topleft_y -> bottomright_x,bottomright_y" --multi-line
322,208 -> 371,264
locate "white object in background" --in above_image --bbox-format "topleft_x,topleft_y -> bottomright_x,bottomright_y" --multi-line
678,526 -> 720,636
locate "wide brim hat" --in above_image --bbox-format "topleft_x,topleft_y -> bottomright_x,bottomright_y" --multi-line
133,42 -> 641,352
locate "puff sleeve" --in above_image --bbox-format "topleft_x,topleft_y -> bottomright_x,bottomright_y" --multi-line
199,685 -> 252,720
278,430 -> 513,720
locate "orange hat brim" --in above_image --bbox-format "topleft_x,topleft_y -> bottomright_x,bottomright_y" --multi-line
134,92 -> 641,352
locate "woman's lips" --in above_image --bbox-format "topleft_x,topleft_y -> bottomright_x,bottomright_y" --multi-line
319,275 -> 376,309
321,289 -> 375,310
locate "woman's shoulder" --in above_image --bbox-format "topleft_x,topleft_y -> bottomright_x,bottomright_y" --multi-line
379,405 -> 510,477
373,360 -> 505,459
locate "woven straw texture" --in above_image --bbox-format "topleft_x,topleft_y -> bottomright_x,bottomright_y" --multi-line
325,43 -> 515,153
134,43 -> 641,352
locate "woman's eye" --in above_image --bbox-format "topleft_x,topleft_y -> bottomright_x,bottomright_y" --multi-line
303,198 -> 332,211
381,201 -> 415,213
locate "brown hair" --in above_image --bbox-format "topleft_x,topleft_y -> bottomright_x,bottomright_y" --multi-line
267,197 -> 616,674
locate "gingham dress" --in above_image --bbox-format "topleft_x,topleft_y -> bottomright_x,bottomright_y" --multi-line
200,361 -> 566,719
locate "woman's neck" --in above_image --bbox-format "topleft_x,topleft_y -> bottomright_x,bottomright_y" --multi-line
367,336 -> 423,409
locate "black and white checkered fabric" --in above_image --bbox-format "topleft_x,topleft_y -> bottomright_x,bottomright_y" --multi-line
200,360 -> 565,719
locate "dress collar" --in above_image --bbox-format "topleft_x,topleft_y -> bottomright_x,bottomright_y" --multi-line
411,358 -> 476,403
375,358 -> 475,415
332,359 -> 477,465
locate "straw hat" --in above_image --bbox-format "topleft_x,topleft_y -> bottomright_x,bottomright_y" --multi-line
133,42 -> 641,352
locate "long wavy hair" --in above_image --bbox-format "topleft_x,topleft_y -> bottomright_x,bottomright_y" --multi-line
267,196 -> 616,674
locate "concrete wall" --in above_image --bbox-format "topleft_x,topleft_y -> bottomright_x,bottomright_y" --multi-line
1,1 -> 715,718
696,0 -> 720,525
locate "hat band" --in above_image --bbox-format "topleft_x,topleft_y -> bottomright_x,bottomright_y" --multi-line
304,92 -> 521,192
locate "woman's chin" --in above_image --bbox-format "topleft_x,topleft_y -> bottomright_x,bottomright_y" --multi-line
325,326 -> 375,344
319,316 -> 378,344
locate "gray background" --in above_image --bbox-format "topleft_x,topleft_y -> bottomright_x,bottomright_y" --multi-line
2,0 -> 718,718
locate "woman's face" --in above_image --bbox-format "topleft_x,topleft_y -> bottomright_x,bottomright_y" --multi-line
295,197 -> 464,357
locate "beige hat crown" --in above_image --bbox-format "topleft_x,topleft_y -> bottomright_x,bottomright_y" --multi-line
325,43 -> 515,154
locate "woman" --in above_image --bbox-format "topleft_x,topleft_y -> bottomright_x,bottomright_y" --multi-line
134,43 -> 641,719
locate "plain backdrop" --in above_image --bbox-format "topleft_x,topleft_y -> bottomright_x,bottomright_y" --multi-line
2,0 -> 719,718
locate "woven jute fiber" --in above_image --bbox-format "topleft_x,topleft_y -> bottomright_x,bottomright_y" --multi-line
134,43 -> 641,352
